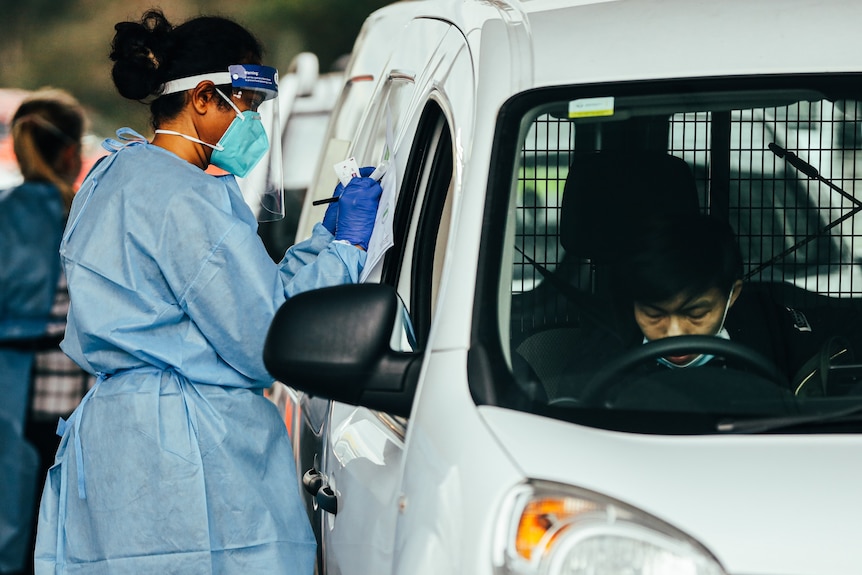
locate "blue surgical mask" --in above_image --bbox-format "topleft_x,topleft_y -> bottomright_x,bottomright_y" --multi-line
154,88 -> 269,178
653,328 -> 730,369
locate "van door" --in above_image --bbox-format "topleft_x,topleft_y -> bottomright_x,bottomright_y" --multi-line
312,21 -> 471,575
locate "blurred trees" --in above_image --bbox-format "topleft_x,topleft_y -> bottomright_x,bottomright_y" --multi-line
0,0 -> 394,135
247,0 -> 393,74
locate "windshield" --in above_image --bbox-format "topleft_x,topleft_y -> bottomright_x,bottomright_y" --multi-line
477,74 -> 862,434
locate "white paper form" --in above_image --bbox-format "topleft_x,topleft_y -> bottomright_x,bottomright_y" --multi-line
360,103 -> 397,282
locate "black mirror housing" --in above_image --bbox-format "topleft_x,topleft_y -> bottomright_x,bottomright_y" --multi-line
263,283 -> 419,416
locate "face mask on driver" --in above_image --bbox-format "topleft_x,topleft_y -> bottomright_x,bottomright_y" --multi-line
649,285 -> 736,369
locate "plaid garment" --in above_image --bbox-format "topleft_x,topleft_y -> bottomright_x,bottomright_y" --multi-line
30,273 -> 94,421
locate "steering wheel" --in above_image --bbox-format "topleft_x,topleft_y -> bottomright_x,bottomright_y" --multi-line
577,335 -> 787,406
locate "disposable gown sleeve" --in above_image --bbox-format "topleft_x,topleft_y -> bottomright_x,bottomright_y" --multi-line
278,223 -> 366,298
163,192 -> 365,384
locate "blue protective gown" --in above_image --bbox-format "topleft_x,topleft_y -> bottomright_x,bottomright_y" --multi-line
0,181 -> 64,573
34,130 -> 365,574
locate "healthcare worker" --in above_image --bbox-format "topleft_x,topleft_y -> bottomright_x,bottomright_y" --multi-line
33,9 -> 381,575
0,88 -> 87,575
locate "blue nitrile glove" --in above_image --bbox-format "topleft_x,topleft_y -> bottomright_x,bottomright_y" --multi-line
322,166 -> 376,234
334,175 -> 383,250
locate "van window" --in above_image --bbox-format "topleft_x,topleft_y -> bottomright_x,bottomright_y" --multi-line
385,101 -> 454,350
476,74 -> 862,434
353,77 -> 415,166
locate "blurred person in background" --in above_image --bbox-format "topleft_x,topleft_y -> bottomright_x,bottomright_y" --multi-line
0,88 -> 92,575
33,8 -> 381,575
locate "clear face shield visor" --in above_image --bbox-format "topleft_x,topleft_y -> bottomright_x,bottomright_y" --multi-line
160,64 -> 284,221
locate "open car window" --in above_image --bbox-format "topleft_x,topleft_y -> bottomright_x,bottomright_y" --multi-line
477,74 -> 862,434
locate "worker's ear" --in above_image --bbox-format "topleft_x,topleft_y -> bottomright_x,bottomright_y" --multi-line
190,82 -> 217,115
728,279 -> 743,308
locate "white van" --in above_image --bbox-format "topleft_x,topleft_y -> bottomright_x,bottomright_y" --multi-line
264,1 -> 862,574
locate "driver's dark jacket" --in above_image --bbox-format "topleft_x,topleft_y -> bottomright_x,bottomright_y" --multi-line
721,285 -> 862,384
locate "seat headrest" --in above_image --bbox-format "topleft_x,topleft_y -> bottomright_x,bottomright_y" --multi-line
560,151 -> 701,263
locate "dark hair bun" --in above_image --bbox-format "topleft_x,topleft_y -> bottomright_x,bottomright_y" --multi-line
110,10 -> 173,101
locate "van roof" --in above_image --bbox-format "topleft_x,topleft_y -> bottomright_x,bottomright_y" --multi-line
525,0 -> 862,87
381,0 -> 862,90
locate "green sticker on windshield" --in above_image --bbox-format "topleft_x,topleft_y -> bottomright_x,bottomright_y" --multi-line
569,96 -> 615,118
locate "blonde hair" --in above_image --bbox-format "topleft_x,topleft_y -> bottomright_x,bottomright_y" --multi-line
11,88 -> 87,212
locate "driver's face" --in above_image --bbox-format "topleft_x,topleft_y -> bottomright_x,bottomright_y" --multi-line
633,284 -> 739,365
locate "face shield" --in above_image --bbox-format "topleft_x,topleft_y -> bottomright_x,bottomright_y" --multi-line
159,64 -> 284,221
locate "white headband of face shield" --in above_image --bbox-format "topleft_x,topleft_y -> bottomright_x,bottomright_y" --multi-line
159,72 -> 233,97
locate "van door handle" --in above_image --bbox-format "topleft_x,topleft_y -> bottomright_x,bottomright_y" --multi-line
302,468 -> 324,496
316,485 -> 338,515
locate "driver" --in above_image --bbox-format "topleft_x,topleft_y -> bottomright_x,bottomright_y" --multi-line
607,213 -> 858,389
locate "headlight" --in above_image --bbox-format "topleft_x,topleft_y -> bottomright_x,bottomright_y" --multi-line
495,480 -> 727,575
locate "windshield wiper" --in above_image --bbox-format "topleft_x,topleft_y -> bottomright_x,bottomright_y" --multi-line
745,143 -> 862,280
717,402 -> 862,433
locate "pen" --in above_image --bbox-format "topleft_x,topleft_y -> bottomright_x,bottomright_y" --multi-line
312,196 -> 339,206
312,161 -> 389,206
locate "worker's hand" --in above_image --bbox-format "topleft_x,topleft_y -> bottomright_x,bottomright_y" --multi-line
322,166 -> 375,234
334,174 -> 383,250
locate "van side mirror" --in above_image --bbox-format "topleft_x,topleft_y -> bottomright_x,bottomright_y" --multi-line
263,283 -> 421,417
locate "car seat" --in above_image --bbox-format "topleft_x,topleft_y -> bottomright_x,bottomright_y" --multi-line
511,149 -> 702,398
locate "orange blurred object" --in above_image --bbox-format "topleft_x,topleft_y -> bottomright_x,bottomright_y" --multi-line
0,134 -> 17,170
515,498 -> 566,559
514,496 -> 600,560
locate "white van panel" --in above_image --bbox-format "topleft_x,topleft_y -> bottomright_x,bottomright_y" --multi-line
480,405 -> 862,574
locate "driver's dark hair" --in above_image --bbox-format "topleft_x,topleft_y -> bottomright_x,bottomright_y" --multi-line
614,213 -> 743,304
110,9 -> 264,129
